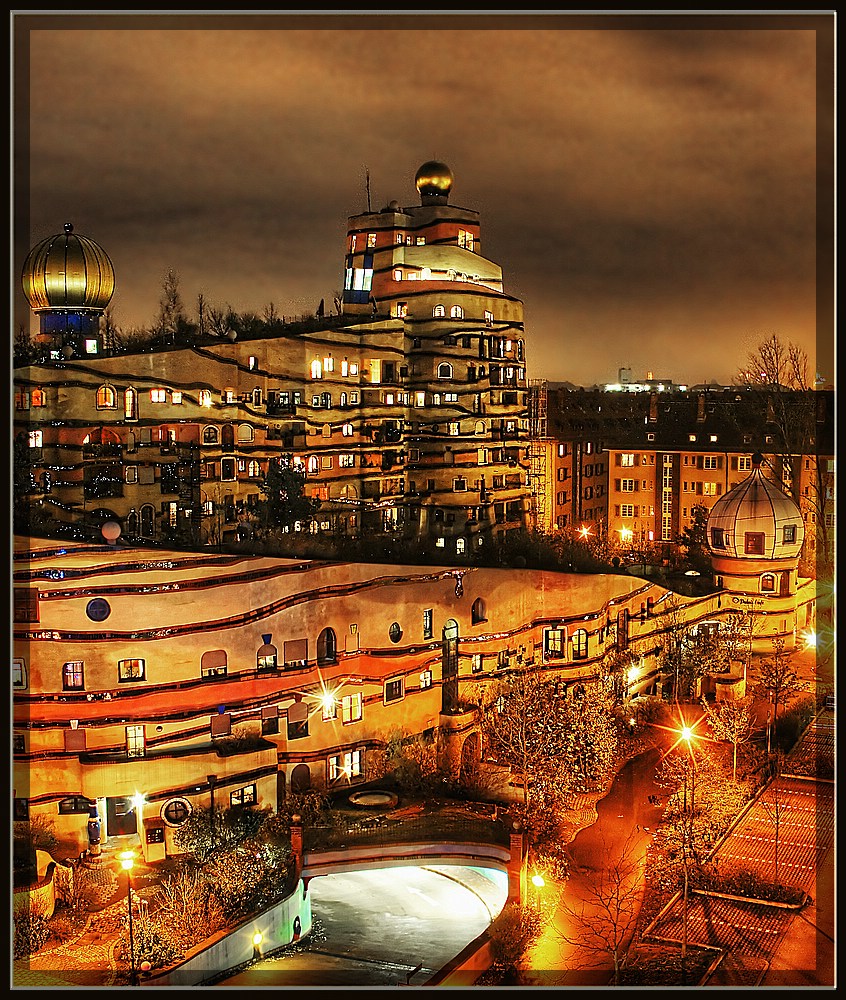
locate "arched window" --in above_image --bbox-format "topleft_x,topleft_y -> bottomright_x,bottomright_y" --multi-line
433,304 -> 445,318
198,389 -> 212,407
437,362 -> 453,379
572,629 -> 589,660
124,387 -> 138,421
221,424 -> 234,451
474,420 -> 486,435
238,423 -> 254,443
201,649 -> 227,679
307,455 -> 319,474
203,426 -> 219,445
310,359 -> 322,380
126,510 -> 138,536
252,387 -> 262,406
97,384 -> 117,409
760,573 -> 776,593
456,538 -> 466,555
317,627 -> 337,665
471,597 -> 486,623
139,504 -> 155,537
257,642 -> 278,671
450,305 -> 464,319
248,460 -> 261,478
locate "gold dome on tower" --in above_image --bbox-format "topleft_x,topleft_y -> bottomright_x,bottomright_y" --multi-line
415,161 -> 453,197
21,223 -> 115,313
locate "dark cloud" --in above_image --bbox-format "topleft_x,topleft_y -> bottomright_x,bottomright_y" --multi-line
15,13 -> 832,387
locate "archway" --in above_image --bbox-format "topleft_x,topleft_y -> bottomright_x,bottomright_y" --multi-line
459,731 -> 481,785
290,764 -> 311,793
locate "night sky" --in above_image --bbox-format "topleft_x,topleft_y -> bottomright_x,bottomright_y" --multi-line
13,12 -> 834,389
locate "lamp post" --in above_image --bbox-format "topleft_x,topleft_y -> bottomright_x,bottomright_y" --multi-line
119,851 -> 137,985
208,774 -> 217,851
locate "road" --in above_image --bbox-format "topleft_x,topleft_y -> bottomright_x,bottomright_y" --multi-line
218,865 -> 507,987
520,745 -> 665,986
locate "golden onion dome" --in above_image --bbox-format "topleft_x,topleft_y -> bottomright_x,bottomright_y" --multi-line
415,161 -> 453,196
21,223 -> 115,312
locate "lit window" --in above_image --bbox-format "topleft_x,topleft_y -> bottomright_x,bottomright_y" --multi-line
394,269 -> 403,281
572,629 -> 589,660
783,525 -> 797,544
544,628 -> 565,660
324,356 -> 334,372
171,391 -> 183,404
150,388 -> 167,403
118,658 -> 146,682
621,479 -> 636,492
420,670 -> 432,690
84,339 -> 98,354
621,453 -> 635,467
126,725 -> 146,758
688,434 -> 697,442
230,784 -> 256,807
471,653 -> 483,673
198,389 -> 212,407
433,304 -> 445,318
342,423 -> 354,436
329,749 -> 363,782
311,359 -> 322,379
703,482 -> 717,496
63,661 -> 84,690
97,384 -> 117,409
760,573 -> 776,593
367,233 -> 376,247
29,429 -> 43,449
484,311 -> 493,326
449,423 -> 460,436
450,305 -> 464,318
342,693 -> 362,723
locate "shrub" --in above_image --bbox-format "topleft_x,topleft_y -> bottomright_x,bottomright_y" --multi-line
487,902 -> 544,971
13,907 -> 51,959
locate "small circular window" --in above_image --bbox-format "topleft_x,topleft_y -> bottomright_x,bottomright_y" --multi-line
389,622 -> 403,643
162,797 -> 192,826
86,598 -> 111,622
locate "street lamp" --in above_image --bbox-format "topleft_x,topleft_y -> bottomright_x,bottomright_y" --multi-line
119,850 -> 137,985
530,873 -> 545,913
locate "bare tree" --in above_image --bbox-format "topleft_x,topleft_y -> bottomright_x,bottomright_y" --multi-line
735,332 -> 833,577
756,638 -> 801,752
700,695 -> 755,782
554,830 -> 643,984
760,752 -> 787,883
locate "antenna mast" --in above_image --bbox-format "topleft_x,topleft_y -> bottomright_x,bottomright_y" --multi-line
365,166 -> 372,213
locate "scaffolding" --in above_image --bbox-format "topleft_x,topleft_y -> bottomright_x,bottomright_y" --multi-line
527,379 -> 550,533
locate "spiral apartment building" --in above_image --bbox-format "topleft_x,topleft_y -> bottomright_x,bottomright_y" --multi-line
14,163 -> 530,554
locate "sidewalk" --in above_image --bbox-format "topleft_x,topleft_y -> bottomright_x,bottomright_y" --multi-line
13,836 -> 165,988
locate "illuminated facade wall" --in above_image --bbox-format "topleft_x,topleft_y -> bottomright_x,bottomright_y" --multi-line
15,535 -> 813,858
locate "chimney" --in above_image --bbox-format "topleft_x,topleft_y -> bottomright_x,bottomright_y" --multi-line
696,394 -> 706,423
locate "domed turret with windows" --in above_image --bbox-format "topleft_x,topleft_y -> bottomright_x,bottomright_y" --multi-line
706,453 -> 804,564
706,453 -> 806,650
21,223 -> 115,357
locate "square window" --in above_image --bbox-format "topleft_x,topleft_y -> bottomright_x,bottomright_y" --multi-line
119,658 -> 146,682
384,678 -> 404,703
342,693 -> 362,723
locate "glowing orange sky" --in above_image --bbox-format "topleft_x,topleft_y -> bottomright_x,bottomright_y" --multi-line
13,12 -> 834,388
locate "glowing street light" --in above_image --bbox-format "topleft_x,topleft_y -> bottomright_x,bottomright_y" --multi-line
578,525 -> 591,540
119,850 -> 137,985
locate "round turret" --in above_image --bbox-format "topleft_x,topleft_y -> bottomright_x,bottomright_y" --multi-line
706,454 -> 804,561
415,161 -> 453,203
22,223 -> 115,313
